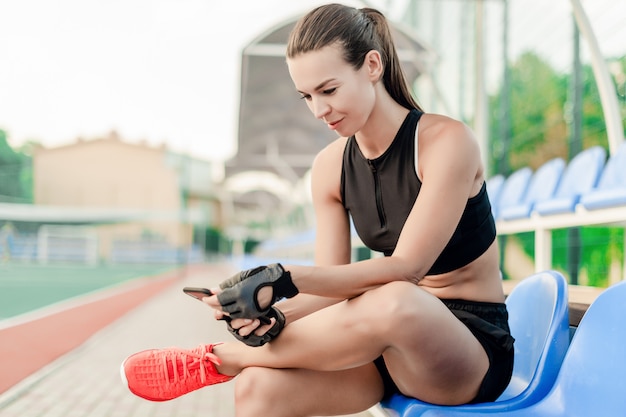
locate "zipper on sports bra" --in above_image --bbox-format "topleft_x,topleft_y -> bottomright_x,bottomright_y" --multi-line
367,159 -> 387,229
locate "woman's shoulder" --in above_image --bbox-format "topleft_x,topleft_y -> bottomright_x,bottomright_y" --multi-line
419,113 -> 473,139
417,113 -> 481,175
418,113 -> 479,156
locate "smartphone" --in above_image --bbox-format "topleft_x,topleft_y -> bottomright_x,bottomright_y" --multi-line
183,286 -> 271,325
183,287 -> 213,301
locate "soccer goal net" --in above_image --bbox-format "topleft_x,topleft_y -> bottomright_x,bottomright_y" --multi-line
37,225 -> 99,265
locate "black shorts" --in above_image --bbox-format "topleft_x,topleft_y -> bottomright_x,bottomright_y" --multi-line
375,298 -> 515,404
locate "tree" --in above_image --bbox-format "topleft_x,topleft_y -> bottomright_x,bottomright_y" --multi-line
16,141 -> 36,203
489,51 -> 569,175
0,130 -> 34,203
0,130 -> 24,202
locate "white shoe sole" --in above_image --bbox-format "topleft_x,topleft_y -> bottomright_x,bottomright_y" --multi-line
119,358 -> 129,388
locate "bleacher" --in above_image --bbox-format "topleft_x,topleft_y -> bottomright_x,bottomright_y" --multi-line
491,142 -> 626,278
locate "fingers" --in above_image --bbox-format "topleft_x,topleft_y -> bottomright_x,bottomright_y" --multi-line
230,317 -> 276,337
254,317 -> 276,336
214,308 -> 229,321
202,288 -> 222,308
232,318 -> 260,337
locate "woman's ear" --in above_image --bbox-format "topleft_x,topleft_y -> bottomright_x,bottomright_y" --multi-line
364,50 -> 384,82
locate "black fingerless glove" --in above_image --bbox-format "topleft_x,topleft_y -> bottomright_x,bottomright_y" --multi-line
226,307 -> 286,347
217,263 -> 298,320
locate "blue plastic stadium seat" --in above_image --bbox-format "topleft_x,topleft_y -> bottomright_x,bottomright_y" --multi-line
486,174 -> 505,217
533,146 -> 606,215
423,280 -> 626,417
579,141 -> 626,210
499,158 -> 565,220
492,167 -> 532,220
381,271 -> 570,417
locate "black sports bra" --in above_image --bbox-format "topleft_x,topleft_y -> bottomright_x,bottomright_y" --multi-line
340,109 -> 496,275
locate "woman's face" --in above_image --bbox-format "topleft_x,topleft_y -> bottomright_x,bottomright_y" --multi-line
287,44 -> 378,137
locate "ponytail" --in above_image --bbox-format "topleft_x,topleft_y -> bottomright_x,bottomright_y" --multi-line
287,4 -> 422,112
360,8 -> 422,111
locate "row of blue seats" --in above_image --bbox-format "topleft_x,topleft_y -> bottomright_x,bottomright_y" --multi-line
382,272 -> 626,416
486,141 -> 626,220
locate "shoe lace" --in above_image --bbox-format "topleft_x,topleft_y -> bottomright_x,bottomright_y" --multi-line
163,345 -> 221,385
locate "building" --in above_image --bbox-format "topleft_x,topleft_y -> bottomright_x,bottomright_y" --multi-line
31,131 -> 221,262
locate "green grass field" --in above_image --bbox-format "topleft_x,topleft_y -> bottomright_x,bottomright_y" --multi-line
0,263 -> 174,320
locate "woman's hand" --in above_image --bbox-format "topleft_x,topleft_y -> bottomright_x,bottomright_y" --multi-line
204,287 -> 285,347
216,264 -> 298,320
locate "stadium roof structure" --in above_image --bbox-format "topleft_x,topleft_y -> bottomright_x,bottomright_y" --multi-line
225,15 -> 435,186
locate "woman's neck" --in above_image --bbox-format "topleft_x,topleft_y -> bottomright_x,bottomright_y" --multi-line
354,94 -> 411,159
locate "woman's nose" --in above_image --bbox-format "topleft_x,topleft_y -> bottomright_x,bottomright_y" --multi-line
311,98 -> 330,120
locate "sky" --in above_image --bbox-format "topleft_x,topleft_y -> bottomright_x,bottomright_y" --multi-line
0,0 -> 624,162
0,0 -> 345,161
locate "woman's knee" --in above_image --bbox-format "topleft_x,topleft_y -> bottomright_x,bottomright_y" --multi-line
234,367 -> 281,414
235,368 -> 317,417
235,367 -> 278,403
349,281 -> 436,336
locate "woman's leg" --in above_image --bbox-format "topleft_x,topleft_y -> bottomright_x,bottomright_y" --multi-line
234,364 -> 383,417
217,281 -> 489,405
122,281 -> 489,405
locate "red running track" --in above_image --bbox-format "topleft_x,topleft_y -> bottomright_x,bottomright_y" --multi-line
0,267 -> 194,394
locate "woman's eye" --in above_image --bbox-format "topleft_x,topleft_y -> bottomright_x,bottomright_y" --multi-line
299,87 -> 335,100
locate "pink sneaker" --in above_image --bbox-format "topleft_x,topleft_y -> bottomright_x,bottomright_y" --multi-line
120,344 -> 233,401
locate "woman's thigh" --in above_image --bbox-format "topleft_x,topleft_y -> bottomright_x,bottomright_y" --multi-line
235,364 -> 384,417
348,281 -> 490,405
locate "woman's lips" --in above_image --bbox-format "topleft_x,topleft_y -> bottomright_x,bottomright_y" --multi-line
327,119 -> 342,130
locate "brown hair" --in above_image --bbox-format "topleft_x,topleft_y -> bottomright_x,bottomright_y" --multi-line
287,3 -> 422,111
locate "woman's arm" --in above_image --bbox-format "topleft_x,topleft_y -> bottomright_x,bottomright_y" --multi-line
276,293 -> 342,324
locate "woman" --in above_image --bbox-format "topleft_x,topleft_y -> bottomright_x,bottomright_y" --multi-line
121,4 -> 514,416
